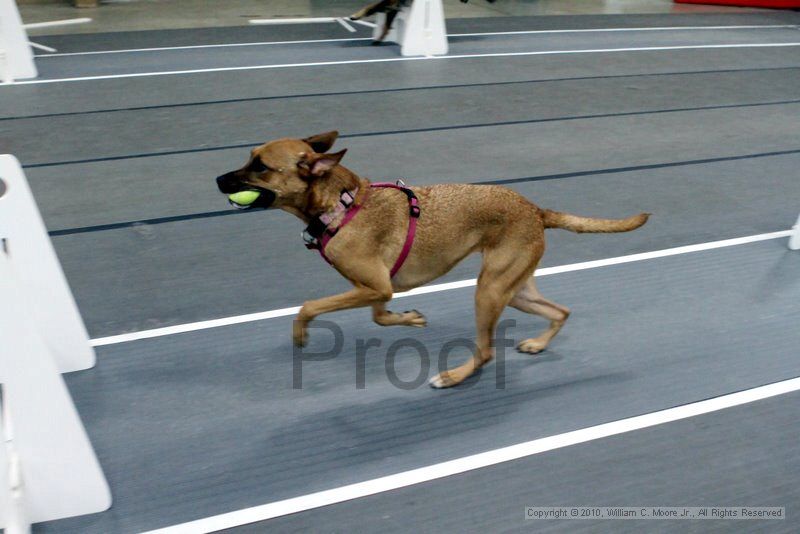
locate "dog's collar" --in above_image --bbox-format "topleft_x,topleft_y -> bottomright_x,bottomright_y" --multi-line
302,188 -> 359,247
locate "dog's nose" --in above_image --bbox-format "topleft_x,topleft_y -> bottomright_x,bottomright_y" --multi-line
216,172 -> 241,194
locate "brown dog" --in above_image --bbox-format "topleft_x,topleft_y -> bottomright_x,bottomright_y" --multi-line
216,131 -> 649,388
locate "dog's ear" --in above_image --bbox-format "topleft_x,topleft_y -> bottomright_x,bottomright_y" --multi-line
298,149 -> 347,178
303,131 -> 339,153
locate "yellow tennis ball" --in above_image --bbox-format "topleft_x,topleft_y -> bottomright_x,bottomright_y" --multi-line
228,190 -> 261,207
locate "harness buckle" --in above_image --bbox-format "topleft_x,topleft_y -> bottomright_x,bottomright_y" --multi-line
340,190 -> 355,207
409,203 -> 420,218
302,229 -> 318,249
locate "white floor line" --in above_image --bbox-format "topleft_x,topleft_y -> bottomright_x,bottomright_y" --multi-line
13,42 -> 800,85
447,24 -> 798,38
34,37 -> 373,58
89,229 -> 792,348
33,24 -> 796,58
143,375 -> 800,534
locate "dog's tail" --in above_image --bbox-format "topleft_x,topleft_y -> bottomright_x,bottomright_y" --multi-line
542,209 -> 650,233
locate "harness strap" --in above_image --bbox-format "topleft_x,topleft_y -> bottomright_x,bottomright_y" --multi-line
370,182 -> 420,277
305,181 -> 420,276
317,198 -> 364,265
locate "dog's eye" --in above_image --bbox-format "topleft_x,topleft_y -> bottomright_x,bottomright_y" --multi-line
249,159 -> 268,173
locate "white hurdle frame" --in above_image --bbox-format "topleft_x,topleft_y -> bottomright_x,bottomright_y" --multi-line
373,0 -> 448,56
249,0 -> 448,56
25,18 -> 92,54
0,155 -> 96,373
0,0 -> 90,83
789,213 -> 800,250
249,17 -> 360,33
0,155 -> 111,532
0,0 -> 36,82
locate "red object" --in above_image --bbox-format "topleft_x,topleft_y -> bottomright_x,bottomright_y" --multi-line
675,0 -> 800,7
318,182 -> 421,278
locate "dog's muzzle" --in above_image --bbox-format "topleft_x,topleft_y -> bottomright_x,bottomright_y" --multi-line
216,172 -> 244,194
216,172 -> 277,209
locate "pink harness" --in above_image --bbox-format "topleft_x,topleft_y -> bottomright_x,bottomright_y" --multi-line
303,181 -> 421,277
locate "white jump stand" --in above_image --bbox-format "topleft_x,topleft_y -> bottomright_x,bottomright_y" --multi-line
789,213 -> 800,250
0,0 -> 36,81
0,155 -> 96,373
0,155 -> 111,532
0,0 -> 90,83
374,0 -> 448,56
0,259 -> 112,532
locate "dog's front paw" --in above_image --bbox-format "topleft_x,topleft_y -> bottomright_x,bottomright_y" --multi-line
293,319 -> 308,347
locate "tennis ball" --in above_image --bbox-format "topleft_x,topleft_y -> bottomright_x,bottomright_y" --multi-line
228,190 -> 261,207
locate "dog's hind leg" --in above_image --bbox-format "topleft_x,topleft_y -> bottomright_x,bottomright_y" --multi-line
509,277 -> 570,354
372,303 -> 427,327
430,245 -> 537,388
